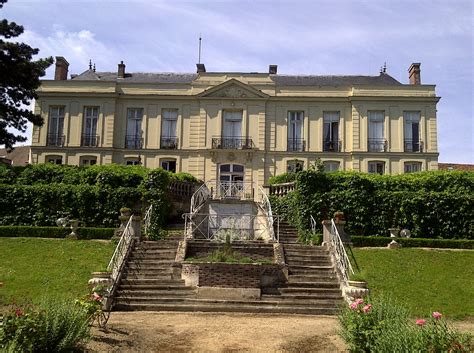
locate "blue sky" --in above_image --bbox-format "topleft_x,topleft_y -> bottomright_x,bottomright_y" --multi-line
3,0 -> 473,163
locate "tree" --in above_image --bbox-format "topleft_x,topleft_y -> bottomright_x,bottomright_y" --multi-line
0,0 -> 53,150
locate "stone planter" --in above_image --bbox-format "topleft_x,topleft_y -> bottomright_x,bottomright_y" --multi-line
344,280 -> 370,301
348,280 -> 368,288
65,219 -> 79,240
88,271 -> 113,288
388,228 -> 400,238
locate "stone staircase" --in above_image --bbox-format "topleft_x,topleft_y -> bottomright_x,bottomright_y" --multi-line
113,224 -> 342,315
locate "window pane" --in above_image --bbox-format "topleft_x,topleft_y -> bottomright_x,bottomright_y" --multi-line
232,165 -> 244,173
220,164 -> 231,172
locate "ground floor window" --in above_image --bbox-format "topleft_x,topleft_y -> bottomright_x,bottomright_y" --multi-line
126,159 -> 141,166
287,159 -> 304,173
46,156 -> 62,164
219,164 -> 245,198
80,156 -> 97,166
323,161 -> 340,172
161,159 -> 176,173
368,161 -> 385,175
404,162 -> 422,173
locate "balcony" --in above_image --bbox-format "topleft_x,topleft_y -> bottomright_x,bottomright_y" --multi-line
368,138 -> 387,152
323,139 -> 342,152
287,138 -> 305,152
160,136 -> 179,149
404,139 -> 423,152
47,134 -> 65,147
211,137 -> 254,149
81,134 -> 99,147
125,135 -> 143,149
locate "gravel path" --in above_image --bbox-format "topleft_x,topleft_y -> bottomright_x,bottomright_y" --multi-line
86,312 -> 347,352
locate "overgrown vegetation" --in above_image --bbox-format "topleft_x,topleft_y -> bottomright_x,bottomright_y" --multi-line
0,238 -> 114,306
185,249 -> 272,264
0,164 -> 197,229
339,295 -> 472,352
270,170 -> 474,239
350,248 -> 474,317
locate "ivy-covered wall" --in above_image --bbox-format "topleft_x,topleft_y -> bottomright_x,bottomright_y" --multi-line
0,164 -> 197,229
270,171 -> 474,239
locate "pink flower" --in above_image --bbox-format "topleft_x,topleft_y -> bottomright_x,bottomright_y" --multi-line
15,308 -> 23,317
363,304 -> 372,313
416,319 -> 426,326
91,292 -> 102,302
432,312 -> 442,319
350,302 -> 358,310
355,298 -> 364,305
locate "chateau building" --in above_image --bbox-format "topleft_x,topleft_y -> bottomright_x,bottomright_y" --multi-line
31,57 -> 440,187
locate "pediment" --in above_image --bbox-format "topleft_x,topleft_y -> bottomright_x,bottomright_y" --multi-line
198,79 -> 268,99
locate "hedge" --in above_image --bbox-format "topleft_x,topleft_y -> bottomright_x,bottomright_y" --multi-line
270,170 -> 474,240
350,236 -> 474,249
0,226 -> 115,239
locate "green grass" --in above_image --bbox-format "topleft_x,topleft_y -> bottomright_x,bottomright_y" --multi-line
0,238 -> 115,307
351,248 -> 474,318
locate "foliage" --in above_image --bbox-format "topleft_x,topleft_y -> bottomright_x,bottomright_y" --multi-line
0,238 -> 114,306
351,236 -> 474,249
349,270 -> 368,282
185,249 -> 272,264
0,0 -> 53,149
268,172 -> 297,185
0,226 -> 115,239
351,248 -> 474,317
74,285 -> 108,320
0,299 -> 91,352
270,170 -> 474,239
297,229 -> 322,245
339,296 -> 472,352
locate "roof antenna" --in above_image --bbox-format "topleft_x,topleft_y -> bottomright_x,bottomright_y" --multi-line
383,62 -> 387,73
93,63 -> 96,72
198,34 -> 202,64
89,59 -> 92,70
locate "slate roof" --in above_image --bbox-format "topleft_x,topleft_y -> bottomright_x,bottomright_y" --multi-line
271,73 -> 402,86
71,69 -> 402,86
0,145 -> 30,166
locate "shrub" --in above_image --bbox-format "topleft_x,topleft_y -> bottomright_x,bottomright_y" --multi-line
339,296 -> 472,352
0,299 -> 91,352
268,172 -> 297,185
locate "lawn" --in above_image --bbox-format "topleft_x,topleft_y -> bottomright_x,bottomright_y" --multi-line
351,247 -> 474,318
0,238 -> 115,307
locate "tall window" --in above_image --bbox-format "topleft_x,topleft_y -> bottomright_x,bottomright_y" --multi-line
404,112 -> 422,152
47,106 -> 65,146
368,111 -> 386,152
161,109 -> 178,149
404,162 -> 422,173
368,161 -> 385,175
288,111 -> 304,151
126,108 -> 143,149
82,107 -> 99,146
323,161 -> 340,172
323,112 -> 340,152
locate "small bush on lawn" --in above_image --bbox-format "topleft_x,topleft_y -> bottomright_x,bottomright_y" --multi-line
339,295 -> 472,352
0,299 -> 91,352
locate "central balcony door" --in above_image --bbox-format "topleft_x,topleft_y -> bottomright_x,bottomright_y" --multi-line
288,111 -> 304,151
222,111 -> 242,149
219,164 -> 245,199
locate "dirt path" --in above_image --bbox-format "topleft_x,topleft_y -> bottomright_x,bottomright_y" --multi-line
86,312 -> 347,352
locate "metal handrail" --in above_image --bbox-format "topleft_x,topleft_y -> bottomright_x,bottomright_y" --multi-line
190,182 -> 211,214
143,205 -> 152,236
257,185 -> 276,241
104,216 -> 135,308
329,218 -> 354,286
310,215 -> 317,234
211,136 -> 254,149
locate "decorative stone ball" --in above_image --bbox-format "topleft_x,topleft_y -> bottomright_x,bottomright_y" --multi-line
400,229 -> 411,238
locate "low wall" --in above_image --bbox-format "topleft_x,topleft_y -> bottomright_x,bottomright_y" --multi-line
186,240 -> 274,260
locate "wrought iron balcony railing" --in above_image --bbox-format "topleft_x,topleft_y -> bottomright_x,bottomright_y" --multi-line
160,136 -> 179,149
47,134 -> 65,147
323,139 -> 342,152
81,134 -> 99,147
368,138 -> 387,152
125,135 -> 143,149
287,138 -> 305,152
211,137 -> 254,149
404,139 -> 423,152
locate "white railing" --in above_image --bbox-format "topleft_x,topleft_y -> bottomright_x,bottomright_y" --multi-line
257,185 -> 276,241
214,180 -> 254,200
104,216 -> 135,307
143,205 -> 152,236
183,213 -> 279,242
328,219 -> 354,287
310,215 -> 317,234
190,182 -> 211,214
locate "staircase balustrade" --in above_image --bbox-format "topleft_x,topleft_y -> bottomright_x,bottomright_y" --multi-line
268,182 -> 296,197
143,205 -> 153,237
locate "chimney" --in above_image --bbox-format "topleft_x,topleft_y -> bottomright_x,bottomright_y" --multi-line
54,56 -> 69,80
408,63 -> 421,85
196,63 -> 206,73
269,65 -> 278,74
118,61 -> 126,78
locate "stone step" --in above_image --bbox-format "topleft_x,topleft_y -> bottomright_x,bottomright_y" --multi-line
280,287 -> 342,295
121,273 -> 174,280
285,253 -> 330,260
286,260 -> 333,267
122,268 -> 173,276
116,289 -> 196,297
127,259 -> 176,265
280,293 -> 343,300
288,274 -> 338,282
125,264 -> 173,270
113,302 -> 339,315
286,281 -> 340,289
119,284 -> 192,291
131,249 -> 177,255
289,264 -> 334,271
120,279 -> 185,285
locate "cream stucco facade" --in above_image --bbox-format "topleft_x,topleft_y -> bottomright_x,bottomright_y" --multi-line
31,59 -> 440,188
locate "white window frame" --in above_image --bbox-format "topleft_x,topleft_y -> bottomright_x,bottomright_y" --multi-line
323,161 -> 340,172
48,106 -> 65,136
323,112 -> 340,151
368,161 -> 385,175
161,109 -> 178,138
161,159 -> 177,173
368,111 -> 385,152
80,156 -> 97,166
46,156 -> 63,165
222,110 -> 243,138
404,162 -> 422,173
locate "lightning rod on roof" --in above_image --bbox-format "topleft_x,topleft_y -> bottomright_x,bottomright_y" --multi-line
198,34 -> 202,64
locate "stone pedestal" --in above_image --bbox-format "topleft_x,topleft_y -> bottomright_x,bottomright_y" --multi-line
344,281 -> 370,301
322,219 -> 351,244
88,272 -> 113,288
131,216 -> 142,242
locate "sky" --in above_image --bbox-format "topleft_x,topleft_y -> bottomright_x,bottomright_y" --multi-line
2,0 -> 473,163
